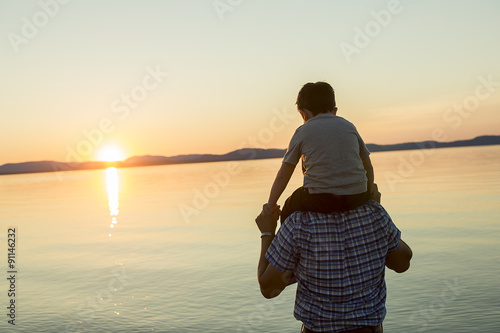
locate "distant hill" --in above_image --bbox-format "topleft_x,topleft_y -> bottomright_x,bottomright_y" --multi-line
123,148 -> 286,166
1,135 -> 499,176
365,135 -> 500,152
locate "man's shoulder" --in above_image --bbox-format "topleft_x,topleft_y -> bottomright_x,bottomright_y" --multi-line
285,211 -> 336,226
287,202 -> 392,226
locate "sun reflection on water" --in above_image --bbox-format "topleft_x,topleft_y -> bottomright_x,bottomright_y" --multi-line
106,167 -> 119,236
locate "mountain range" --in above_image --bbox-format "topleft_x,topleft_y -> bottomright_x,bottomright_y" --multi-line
1,135 -> 499,176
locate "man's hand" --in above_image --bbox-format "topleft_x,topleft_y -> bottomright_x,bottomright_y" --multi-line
386,239 -> 413,273
256,203 -> 280,234
256,203 -> 293,298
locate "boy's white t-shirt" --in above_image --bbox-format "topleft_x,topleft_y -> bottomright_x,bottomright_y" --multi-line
283,113 -> 370,196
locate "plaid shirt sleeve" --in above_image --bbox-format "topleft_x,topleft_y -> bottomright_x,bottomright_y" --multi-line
386,217 -> 402,253
265,219 -> 298,274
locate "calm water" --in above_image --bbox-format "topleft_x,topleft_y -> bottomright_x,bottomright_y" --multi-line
1,146 -> 499,332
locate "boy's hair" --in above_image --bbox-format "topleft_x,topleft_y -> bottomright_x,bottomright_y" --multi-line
296,82 -> 336,116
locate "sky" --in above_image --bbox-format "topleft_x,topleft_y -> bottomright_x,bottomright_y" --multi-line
1,0 -> 499,164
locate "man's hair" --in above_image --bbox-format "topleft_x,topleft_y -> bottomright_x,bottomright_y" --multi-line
296,82 -> 336,116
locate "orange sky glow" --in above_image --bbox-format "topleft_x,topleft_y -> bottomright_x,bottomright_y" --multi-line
1,1 -> 499,165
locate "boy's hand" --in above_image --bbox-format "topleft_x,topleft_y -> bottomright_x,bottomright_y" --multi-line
264,203 -> 280,216
256,203 -> 280,234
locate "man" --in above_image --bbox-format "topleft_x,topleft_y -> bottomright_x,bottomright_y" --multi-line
255,185 -> 412,333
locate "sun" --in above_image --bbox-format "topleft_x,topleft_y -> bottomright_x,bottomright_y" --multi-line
97,145 -> 126,162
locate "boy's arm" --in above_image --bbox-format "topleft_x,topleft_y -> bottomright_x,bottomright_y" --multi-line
362,156 -> 374,196
268,162 -> 296,208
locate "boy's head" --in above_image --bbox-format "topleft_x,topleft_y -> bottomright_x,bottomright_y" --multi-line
296,82 -> 337,116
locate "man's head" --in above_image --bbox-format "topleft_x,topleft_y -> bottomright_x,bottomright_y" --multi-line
296,82 -> 337,118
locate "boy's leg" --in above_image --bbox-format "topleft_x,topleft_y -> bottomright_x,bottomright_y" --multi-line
280,187 -> 310,225
308,191 -> 370,213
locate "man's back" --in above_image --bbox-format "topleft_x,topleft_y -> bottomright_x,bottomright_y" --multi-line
265,201 -> 400,332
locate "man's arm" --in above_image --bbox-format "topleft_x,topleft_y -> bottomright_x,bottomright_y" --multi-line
362,156 -> 374,196
255,204 -> 294,299
258,236 -> 293,298
268,162 -> 296,208
386,239 -> 413,273
371,184 -> 412,272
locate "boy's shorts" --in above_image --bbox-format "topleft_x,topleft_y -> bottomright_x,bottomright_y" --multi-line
281,187 -> 369,224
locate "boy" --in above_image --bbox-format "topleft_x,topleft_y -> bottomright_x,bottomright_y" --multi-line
267,82 -> 374,224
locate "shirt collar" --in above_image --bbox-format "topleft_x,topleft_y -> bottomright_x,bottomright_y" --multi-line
309,113 -> 336,122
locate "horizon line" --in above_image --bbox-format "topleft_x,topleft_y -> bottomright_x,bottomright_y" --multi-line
1,135 -> 499,176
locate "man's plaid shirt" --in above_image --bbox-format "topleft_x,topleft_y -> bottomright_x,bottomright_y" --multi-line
266,200 -> 401,332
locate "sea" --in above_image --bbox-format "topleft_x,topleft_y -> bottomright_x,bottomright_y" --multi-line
0,145 -> 499,332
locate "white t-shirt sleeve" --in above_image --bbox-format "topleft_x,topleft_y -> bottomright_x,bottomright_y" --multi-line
282,128 -> 302,165
356,129 -> 370,159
